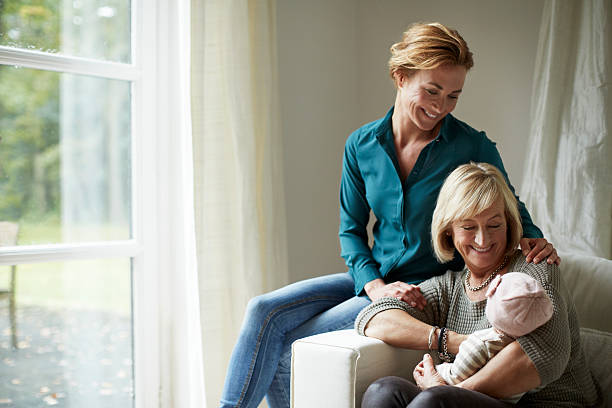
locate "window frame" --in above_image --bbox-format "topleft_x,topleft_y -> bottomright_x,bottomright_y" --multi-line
0,1 -> 161,406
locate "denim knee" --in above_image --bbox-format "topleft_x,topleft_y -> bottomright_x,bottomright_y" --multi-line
244,294 -> 277,324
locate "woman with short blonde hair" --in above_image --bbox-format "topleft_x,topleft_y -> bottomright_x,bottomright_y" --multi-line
389,22 -> 474,83
357,163 -> 600,407
431,162 -> 522,263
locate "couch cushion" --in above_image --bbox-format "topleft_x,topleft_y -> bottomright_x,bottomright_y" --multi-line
580,328 -> 612,407
559,252 -> 612,333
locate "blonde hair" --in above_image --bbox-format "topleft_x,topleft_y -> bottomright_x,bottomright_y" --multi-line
431,162 -> 522,263
389,22 -> 474,83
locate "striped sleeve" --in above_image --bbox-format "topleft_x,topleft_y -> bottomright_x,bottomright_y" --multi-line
437,334 -> 489,384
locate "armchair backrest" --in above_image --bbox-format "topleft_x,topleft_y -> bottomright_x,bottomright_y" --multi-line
559,252 -> 612,333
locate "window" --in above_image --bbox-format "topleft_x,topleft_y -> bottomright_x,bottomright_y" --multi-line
0,1 -> 157,407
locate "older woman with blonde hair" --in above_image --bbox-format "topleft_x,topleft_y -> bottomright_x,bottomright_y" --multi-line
356,163 -> 600,407
219,23 -> 559,408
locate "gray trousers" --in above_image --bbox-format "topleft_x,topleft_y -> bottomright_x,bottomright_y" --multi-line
361,376 -> 514,408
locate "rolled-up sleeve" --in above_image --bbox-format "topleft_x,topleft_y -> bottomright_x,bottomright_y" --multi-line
339,134 -> 381,295
354,273 -> 448,335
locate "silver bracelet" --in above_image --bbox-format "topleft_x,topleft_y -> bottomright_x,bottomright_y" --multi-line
427,326 -> 439,351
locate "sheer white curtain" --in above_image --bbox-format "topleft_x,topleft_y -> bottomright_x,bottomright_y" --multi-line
521,0 -> 612,259
191,0 -> 289,406
153,1 -> 206,407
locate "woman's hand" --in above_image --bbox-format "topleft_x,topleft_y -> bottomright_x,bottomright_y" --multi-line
520,237 -> 561,265
364,279 -> 427,310
413,354 -> 447,390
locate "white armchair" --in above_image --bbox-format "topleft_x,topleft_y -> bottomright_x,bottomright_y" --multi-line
290,253 -> 612,408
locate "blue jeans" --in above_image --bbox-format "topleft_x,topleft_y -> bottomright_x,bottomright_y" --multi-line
219,273 -> 371,408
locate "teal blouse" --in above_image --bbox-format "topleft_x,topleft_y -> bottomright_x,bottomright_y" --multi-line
339,107 -> 543,295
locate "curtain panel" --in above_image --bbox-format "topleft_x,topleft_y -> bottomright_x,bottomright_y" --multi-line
521,0 -> 612,259
191,0 -> 289,405
154,1 -> 206,407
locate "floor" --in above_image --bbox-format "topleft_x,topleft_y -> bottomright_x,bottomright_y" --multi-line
0,303 -> 133,407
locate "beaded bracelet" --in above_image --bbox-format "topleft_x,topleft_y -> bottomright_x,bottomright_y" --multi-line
427,326 -> 439,352
437,327 -> 445,359
438,327 -> 452,362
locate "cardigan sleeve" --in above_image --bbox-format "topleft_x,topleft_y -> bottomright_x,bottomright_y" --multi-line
354,272 -> 450,335
354,297 -> 411,335
516,262 -> 571,386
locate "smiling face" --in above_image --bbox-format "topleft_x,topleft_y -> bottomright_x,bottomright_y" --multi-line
450,198 -> 508,276
395,64 -> 467,132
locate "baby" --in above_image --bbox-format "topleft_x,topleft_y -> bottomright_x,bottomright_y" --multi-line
436,272 -> 553,403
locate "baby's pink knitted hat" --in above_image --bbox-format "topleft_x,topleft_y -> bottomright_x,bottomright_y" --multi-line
485,272 -> 553,338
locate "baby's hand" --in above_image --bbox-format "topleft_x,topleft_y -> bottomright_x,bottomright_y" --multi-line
413,354 -> 447,390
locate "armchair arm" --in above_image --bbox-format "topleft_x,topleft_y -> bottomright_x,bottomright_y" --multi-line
291,329 -> 423,408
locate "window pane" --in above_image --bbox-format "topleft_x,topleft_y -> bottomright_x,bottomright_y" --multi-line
0,0 -> 131,63
0,66 -> 131,245
0,258 -> 133,407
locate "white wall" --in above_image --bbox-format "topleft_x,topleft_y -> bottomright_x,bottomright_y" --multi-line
277,0 -> 359,282
277,0 -> 544,283
354,0 -> 545,184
